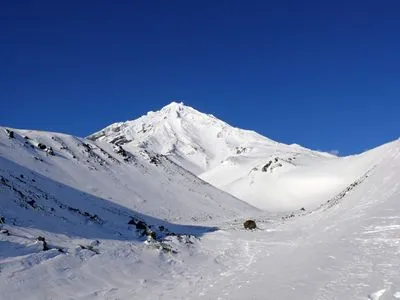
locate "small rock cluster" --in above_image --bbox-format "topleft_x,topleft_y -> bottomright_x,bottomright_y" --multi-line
262,157 -> 284,173
149,155 -> 162,166
68,207 -> 102,224
35,142 -> 55,156
128,217 -> 157,239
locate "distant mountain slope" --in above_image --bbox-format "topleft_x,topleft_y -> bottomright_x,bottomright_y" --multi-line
200,143 -> 383,211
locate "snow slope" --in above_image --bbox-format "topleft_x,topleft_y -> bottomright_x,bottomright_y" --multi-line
90,102 -> 375,211
0,127 -> 258,224
184,139 -> 400,300
171,141 -> 400,300
1,123 -> 399,299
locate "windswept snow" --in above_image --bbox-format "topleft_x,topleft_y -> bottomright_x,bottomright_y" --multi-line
1,103 -> 400,300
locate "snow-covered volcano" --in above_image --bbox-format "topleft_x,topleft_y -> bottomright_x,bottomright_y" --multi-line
89,102 -> 371,211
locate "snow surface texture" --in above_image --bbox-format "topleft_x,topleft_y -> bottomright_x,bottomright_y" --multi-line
1,102 -> 400,299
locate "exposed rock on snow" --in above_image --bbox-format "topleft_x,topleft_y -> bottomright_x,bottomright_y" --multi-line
243,219 -> 257,230
5,129 -> 14,139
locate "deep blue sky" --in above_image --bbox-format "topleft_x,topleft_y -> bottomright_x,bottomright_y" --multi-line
1,1 -> 399,155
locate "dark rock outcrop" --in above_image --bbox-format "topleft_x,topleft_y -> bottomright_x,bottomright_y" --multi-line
128,217 -> 156,239
37,236 -> 50,251
5,129 -> 14,138
262,161 -> 272,172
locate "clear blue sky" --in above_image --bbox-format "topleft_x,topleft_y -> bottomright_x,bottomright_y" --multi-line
1,1 -> 399,155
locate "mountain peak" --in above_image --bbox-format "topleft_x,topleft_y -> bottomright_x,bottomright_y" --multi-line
163,101 -> 185,108
89,101 -> 318,175
89,101 -> 281,175
161,101 -> 186,113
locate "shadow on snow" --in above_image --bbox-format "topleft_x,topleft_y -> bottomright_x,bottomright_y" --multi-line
0,157 -> 218,242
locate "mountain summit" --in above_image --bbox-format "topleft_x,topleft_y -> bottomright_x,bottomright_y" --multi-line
89,101 -> 279,175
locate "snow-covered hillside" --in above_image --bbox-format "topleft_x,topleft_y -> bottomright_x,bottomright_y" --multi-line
0,126 -> 259,298
0,127 -> 257,224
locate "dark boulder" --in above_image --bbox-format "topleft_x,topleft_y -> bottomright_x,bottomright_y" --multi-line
128,218 -> 148,231
5,129 -> 14,139
135,220 -> 147,231
37,143 -> 47,150
243,220 -> 257,230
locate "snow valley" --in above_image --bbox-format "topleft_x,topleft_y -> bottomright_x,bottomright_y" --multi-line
1,102 -> 399,299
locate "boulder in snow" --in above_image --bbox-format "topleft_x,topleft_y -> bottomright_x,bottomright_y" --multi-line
243,220 -> 257,230
5,129 -> 14,139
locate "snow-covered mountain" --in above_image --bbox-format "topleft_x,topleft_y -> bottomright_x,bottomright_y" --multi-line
89,102 -> 330,175
1,105 -> 400,299
89,101 -> 277,174
89,102 -> 375,211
